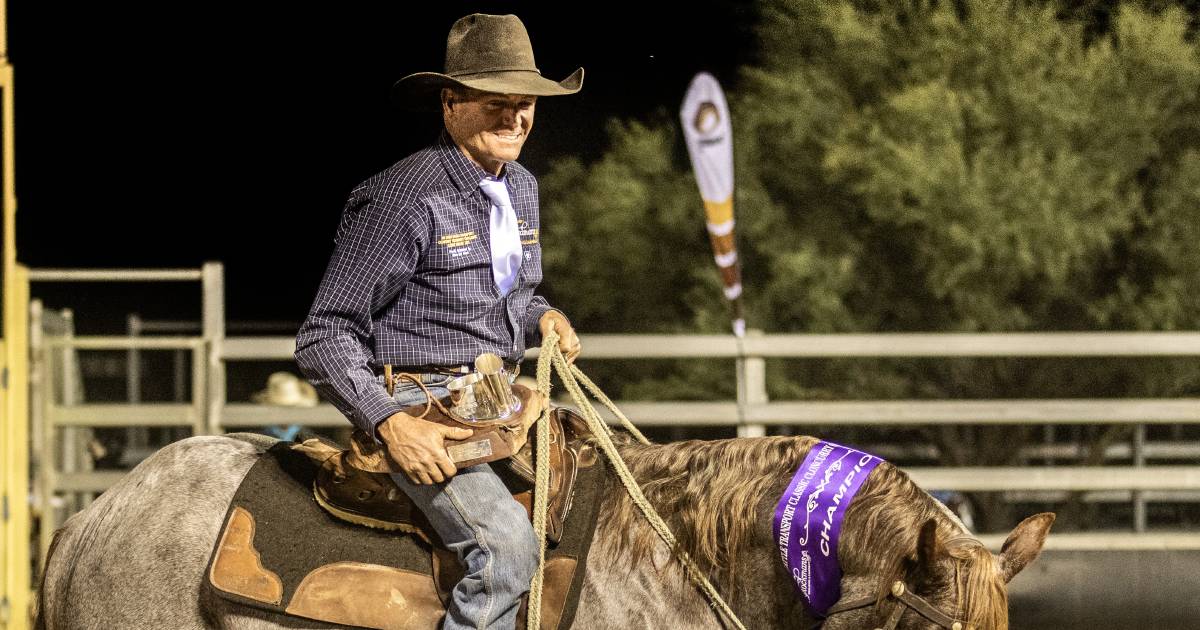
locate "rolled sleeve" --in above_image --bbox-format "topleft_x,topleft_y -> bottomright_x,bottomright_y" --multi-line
523,297 -> 566,349
295,192 -> 427,437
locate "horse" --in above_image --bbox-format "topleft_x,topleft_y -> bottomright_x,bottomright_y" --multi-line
36,432 -> 1053,629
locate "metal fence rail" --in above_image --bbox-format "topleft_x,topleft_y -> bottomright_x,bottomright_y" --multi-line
210,334 -> 1200,542
26,288 -> 1200,556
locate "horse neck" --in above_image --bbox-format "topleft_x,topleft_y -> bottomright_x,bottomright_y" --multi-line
575,436 -> 822,629
574,436 -> 976,628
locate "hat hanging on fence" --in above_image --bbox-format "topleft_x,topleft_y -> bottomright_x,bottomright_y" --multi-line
252,372 -> 318,408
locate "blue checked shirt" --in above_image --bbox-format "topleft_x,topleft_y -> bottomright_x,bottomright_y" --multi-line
295,131 -> 558,436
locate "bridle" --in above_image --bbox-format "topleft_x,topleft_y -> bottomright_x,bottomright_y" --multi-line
817,580 -> 965,630
801,531 -> 983,630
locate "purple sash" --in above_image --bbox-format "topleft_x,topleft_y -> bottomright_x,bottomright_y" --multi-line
772,441 -> 883,616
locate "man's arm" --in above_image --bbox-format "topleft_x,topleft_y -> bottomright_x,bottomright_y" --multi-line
294,192 -> 424,438
523,295 -> 556,347
525,298 -> 581,363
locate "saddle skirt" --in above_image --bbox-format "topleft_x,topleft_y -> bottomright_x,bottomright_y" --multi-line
206,409 -> 603,630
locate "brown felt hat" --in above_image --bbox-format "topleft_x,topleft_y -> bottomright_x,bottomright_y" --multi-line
391,14 -> 584,110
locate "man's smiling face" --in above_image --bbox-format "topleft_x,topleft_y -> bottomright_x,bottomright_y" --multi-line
442,87 -> 537,176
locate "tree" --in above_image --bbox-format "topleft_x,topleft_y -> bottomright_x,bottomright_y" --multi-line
539,0 -> 1200,531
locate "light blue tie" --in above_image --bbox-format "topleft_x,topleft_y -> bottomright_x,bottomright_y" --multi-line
478,177 -> 523,296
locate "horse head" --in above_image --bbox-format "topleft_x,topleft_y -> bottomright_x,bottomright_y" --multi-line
821,502 -> 1055,630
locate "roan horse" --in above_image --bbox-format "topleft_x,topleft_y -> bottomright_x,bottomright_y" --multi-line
37,432 -> 1053,629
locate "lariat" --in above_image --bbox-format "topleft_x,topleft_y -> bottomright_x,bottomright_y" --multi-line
525,332 -> 747,630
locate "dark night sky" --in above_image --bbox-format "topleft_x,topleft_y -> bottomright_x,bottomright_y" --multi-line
8,2 -> 757,332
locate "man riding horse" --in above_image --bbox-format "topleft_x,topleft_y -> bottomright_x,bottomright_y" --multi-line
294,13 -> 583,630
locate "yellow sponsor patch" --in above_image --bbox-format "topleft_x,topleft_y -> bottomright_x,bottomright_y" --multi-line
438,231 -> 478,248
518,220 -> 539,245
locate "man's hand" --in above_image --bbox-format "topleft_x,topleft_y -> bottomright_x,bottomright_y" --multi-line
539,310 -> 581,364
377,411 -> 473,485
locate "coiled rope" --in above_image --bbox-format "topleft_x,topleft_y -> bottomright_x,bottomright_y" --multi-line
525,331 -> 747,630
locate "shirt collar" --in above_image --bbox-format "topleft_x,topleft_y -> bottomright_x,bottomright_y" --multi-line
437,129 -> 508,194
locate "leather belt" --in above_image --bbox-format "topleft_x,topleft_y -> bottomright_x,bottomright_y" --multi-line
384,362 -> 520,377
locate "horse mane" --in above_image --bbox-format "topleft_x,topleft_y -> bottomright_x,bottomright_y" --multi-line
601,435 -> 1008,627
944,541 -> 1008,630
600,435 -> 819,587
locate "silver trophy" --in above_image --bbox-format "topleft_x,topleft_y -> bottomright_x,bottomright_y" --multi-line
445,353 -> 522,422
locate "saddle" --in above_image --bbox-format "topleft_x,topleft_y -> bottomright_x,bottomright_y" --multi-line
307,384 -> 592,544
206,406 -> 604,630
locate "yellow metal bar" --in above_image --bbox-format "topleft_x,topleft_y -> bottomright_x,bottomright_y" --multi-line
3,267 -> 31,630
2,2 -> 33,620
0,340 -> 8,625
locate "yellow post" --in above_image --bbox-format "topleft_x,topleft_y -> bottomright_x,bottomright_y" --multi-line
2,268 -> 30,630
1,0 -> 32,625
0,339 -> 8,625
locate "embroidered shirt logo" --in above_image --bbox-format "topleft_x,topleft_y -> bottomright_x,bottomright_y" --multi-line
438,231 -> 479,257
517,220 -> 539,245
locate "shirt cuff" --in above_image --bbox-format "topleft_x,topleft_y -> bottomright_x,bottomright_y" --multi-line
354,387 -> 406,442
526,305 -> 567,347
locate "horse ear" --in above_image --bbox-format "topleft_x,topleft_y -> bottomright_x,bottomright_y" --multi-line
998,512 -> 1055,583
914,518 -> 944,575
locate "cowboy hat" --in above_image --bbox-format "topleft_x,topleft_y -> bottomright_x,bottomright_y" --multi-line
252,372 -> 319,408
391,13 -> 583,109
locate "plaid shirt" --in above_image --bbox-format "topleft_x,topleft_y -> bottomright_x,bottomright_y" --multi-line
295,130 -> 557,435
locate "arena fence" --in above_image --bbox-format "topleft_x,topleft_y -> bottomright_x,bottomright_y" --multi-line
216,330 -> 1200,551
14,264 -> 1200,620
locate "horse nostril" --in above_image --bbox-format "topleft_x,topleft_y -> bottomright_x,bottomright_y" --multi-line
356,490 -> 374,501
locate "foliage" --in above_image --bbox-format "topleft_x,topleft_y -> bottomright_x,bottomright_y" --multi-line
538,0 -> 1200,529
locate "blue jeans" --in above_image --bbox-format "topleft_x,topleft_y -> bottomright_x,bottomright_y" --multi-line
383,373 -> 538,630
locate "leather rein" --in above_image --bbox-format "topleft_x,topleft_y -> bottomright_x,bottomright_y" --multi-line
815,579 -> 965,630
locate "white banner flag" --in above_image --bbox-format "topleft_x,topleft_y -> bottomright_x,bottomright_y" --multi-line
681,72 -> 744,337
